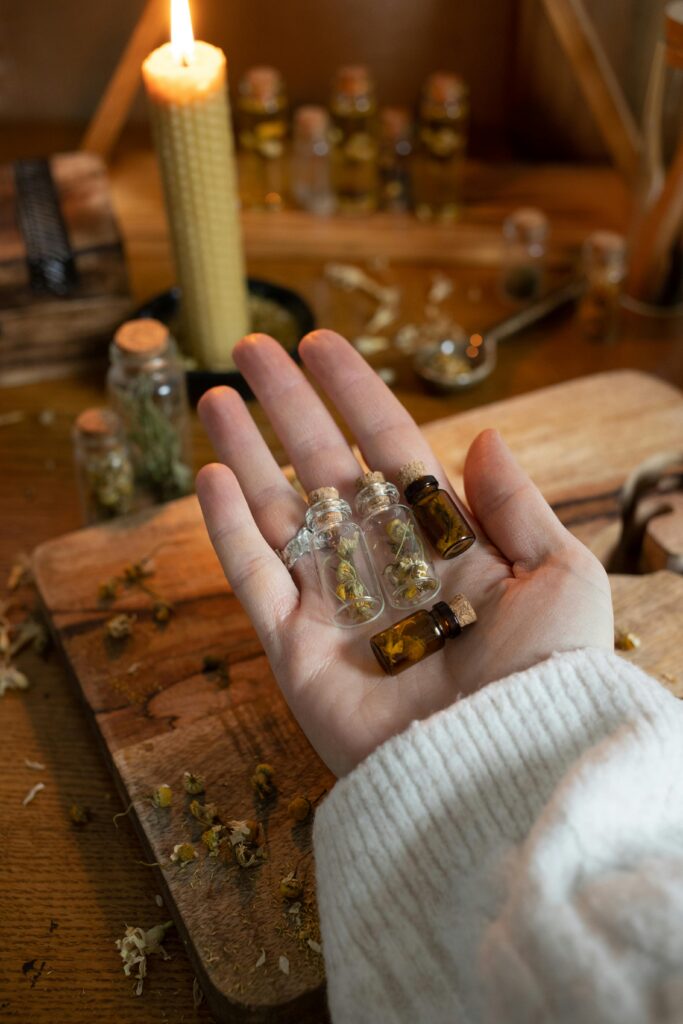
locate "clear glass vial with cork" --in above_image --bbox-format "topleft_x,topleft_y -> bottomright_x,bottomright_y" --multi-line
236,66 -> 289,211
329,65 -> 379,215
72,408 -> 134,526
107,319 -> 193,505
577,231 -> 627,341
355,470 -> 440,609
370,594 -> 476,676
412,72 -> 469,222
291,105 -> 336,216
399,460 -> 476,559
501,207 -> 549,302
378,107 -> 413,212
305,486 -> 383,627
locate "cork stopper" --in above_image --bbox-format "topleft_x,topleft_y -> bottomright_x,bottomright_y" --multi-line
240,66 -> 284,104
503,207 -> 549,244
448,594 -> 477,628
114,318 -> 169,356
398,459 -> 428,491
422,72 -> 468,106
380,106 -> 411,142
74,407 -> 119,437
309,486 -> 339,505
334,65 -> 373,98
294,105 -> 329,142
356,470 -> 385,490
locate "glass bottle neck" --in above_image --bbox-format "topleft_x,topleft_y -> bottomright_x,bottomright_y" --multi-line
429,601 -> 460,638
404,475 -> 438,504
109,336 -> 177,376
305,495 -> 352,531
355,480 -> 400,517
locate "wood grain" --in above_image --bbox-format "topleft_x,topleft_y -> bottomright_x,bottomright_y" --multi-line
643,493 -> 683,573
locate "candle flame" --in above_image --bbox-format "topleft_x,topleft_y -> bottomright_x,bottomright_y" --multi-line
171,0 -> 195,65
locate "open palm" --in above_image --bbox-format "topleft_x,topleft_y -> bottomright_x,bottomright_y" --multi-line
197,330 -> 613,777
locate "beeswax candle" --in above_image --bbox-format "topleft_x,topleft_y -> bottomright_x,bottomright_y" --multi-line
142,1 -> 249,370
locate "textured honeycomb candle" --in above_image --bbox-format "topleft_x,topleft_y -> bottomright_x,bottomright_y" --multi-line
142,38 -> 249,370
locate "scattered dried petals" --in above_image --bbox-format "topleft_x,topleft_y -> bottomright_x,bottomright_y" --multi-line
24,759 -> 45,771
278,955 -> 290,976
115,921 -> 172,996
615,630 -> 641,651
154,894 -> 164,908
152,784 -> 173,808
69,802 -> 92,825
428,273 -> 454,305
7,554 -> 31,591
251,763 -> 275,800
287,796 -> 312,823
279,873 -> 303,900
106,614 -> 136,640
183,771 -> 205,795
189,799 -> 219,826
255,948 -> 266,968
307,939 -> 322,954
201,825 -> 224,856
192,976 -> 204,1008
170,843 -> 198,865
152,601 -> 173,625
0,665 -> 29,696
22,782 -> 45,806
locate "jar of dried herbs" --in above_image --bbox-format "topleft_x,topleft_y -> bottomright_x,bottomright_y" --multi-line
577,231 -> 627,341
107,319 -> 193,504
72,407 -> 134,525
329,65 -> 379,215
501,207 -> 549,302
305,486 -> 384,627
236,66 -> 289,211
379,107 -> 413,212
412,72 -> 469,222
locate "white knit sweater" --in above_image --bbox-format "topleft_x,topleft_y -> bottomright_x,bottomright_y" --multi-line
313,649 -> 683,1024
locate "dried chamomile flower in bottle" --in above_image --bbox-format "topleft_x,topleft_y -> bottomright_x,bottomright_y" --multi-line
399,460 -> 475,559
306,486 -> 384,627
371,594 -> 476,676
355,470 -> 440,609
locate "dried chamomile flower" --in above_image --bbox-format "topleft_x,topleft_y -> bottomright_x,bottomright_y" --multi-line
0,664 -> 29,696
69,802 -> 92,826
123,562 -> 153,586
189,799 -> 219,826
307,938 -> 322,954
233,842 -> 267,868
227,819 -> 264,848
201,825 -> 223,856
106,613 -> 136,640
615,629 -> 640,651
279,873 -> 303,900
251,763 -> 276,800
152,784 -> 173,808
183,771 -> 205,795
287,796 -> 312,823
116,921 -> 172,996
98,579 -> 118,602
152,601 -> 173,624
170,843 -> 198,865
278,955 -> 290,976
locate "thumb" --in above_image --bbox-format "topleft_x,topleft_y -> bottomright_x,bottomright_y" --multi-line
463,429 -> 571,567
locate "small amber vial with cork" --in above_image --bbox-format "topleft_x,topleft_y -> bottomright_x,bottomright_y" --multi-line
370,594 -> 476,676
399,460 -> 475,559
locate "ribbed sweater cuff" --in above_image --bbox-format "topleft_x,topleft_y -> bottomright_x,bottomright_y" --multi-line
314,649 -> 672,971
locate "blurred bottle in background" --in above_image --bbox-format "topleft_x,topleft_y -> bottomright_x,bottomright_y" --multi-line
412,72 -> 469,221
577,231 -> 627,341
236,66 -> 289,211
501,207 -> 549,302
329,65 -> 379,215
379,107 -> 413,212
291,105 -> 336,215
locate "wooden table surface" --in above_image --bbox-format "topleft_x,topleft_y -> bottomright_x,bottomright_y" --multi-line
1,127 -> 682,1023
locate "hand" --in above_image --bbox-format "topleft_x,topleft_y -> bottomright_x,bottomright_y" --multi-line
196,330 -> 613,776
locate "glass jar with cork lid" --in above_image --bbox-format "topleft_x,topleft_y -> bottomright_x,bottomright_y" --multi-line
501,207 -> 549,302
412,72 -> 469,222
72,407 -> 134,525
107,318 -> 193,505
236,66 -> 289,211
329,65 -> 379,215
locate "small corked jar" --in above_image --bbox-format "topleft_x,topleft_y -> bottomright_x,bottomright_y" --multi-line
370,593 -> 477,676
398,459 -> 475,559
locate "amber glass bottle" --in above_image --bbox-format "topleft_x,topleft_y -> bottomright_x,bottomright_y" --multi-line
412,72 -> 469,222
398,460 -> 475,559
329,65 -> 379,215
370,594 -> 476,676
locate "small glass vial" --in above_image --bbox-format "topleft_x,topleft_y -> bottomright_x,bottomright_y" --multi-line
379,107 -> 413,212
398,460 -> 476,559
370,594 -> 476,676
107,319 -> 193,505
291,105 -> 335,215
412,72 -> 469,222
577,231 -> 627,341
236,66 -> 289,211
305,486 -> 383,627
329,65 -> 379,215
355,470 -> 439,609
501,207 -> 549,302
72,408 -> 134,525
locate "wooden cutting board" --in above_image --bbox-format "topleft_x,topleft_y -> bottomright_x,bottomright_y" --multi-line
33,370 -> 683,1023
